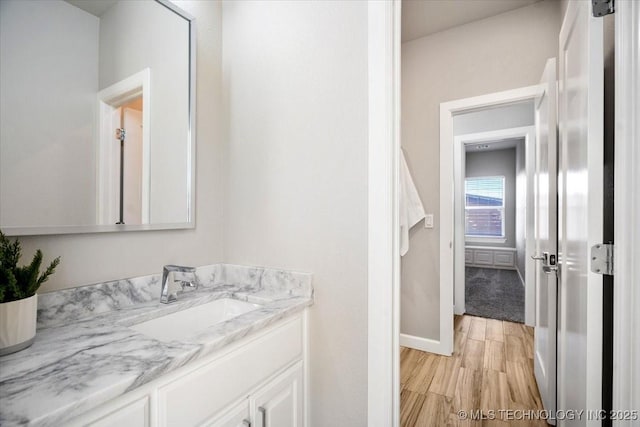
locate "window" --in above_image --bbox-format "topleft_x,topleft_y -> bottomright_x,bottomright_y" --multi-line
465,176 -> 505,239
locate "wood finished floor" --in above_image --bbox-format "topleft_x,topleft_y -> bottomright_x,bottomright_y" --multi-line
400,315 -> 547,426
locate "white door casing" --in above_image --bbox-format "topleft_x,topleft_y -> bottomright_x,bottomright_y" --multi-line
612,0 -> 640,422
367,0 -> 401,425
440,85 -> 543,356
533,57 -> 558,421
557,1 -> 604,424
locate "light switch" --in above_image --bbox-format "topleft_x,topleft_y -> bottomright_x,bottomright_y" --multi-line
425,214 -> 434,228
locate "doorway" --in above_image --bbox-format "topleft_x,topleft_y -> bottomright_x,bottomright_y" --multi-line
368,0 -> 640,425
455,124 -> 533,325
96,68 -> 151,225
440,85 -> 543,354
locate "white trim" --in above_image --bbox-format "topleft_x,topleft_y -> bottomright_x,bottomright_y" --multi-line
613,0 -> 640,422
465,245 -> 516,251
399,334 -> 442,354
441,85 -> 543,349
515,266 -> 525,288
303,310 -> 310,427
465,237 -> 507,244
452,126 -> 537,326
367,1 -> 400,426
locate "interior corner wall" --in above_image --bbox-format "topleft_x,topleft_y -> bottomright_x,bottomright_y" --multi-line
221,1 -> 369,425
401,0 -> 561,341
17,0 -> 225,292
465,148 -> 517,248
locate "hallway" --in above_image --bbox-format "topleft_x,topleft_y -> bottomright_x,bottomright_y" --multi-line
400,315 -> 546,426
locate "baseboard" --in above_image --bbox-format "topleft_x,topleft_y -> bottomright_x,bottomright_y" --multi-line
465,264 -> 517,271
515,266 -> 525,287
400,333 -> 448,355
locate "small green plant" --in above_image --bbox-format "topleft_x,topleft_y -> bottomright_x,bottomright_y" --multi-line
0,231 -> 60,303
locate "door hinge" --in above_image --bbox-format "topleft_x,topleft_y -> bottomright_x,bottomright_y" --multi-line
591,243 -> 614,275
592,0 -> 614,17
115,128 -> 126,142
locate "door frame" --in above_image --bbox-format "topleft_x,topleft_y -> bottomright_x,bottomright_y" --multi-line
453,126 -> 536,326
613,0 -> 640,421
438,85 -> 544,354
367,0 -> 401,426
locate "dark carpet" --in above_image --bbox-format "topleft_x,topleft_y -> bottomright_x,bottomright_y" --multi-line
465,267 -> 525,323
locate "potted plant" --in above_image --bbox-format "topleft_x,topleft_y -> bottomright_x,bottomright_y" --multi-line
0,231 -> 60,356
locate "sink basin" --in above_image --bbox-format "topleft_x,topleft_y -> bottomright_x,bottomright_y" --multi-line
130,298 -> 261,342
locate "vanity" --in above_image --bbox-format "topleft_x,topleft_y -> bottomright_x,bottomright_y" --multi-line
0,1 -> 313,425
0,264 -> 313,426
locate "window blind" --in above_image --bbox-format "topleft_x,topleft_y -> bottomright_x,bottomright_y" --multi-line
465,176 -> 505,238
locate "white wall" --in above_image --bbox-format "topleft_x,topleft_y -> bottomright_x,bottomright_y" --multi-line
401,0 -> 561,340
515,142 -> 527,280
0,0 -> 98,227
454,101 -> 534,136
17,1 -> 225,293
221,1 -> 369,425
465,147 -> 517,248
99,1 -> 190,224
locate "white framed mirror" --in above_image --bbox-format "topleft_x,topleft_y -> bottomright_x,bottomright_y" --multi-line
0,0 -> 196,235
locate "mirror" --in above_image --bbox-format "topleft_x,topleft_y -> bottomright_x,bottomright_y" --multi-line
0,0 -> 195,235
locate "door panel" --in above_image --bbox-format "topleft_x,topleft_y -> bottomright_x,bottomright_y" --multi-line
557,1 -> 604,424
253,363 -> 303,427
533,57 -> 558,422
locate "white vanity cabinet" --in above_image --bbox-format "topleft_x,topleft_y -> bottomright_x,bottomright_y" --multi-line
205,362 -> 303,427
73,313 -> 307,427
204,401 -> 250,427
84,396 -> 151,427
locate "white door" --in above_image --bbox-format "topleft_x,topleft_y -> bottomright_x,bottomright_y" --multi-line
252,363 -> 303,427
122,107 -> 143,225
557,1 -> 604,424
533,57 -> 558,422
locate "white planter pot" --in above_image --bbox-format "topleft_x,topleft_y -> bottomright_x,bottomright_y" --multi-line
0,294 -> 37,356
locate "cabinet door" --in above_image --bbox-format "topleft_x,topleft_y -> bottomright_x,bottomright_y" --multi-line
204,400 -> 251,427
252,363 -> 303,427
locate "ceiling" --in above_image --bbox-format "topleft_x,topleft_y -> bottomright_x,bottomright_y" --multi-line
402,0 -> 543,42
65,0 -> 118,17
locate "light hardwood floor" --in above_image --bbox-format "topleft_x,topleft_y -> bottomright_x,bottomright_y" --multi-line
400,315 -> 548,426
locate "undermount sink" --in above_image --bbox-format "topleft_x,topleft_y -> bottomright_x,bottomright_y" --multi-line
130,298 -> 262,342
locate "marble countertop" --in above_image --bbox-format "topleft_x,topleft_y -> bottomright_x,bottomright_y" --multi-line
0,264 -> 313,426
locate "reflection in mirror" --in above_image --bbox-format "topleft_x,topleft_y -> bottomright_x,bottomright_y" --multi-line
0,0 -> 194,235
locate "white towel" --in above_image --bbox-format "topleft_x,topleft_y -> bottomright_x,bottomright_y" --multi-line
400,149 -> 426,256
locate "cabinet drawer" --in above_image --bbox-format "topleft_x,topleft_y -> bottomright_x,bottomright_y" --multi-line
86,396 -> 149,427
158,316 -> 302,427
